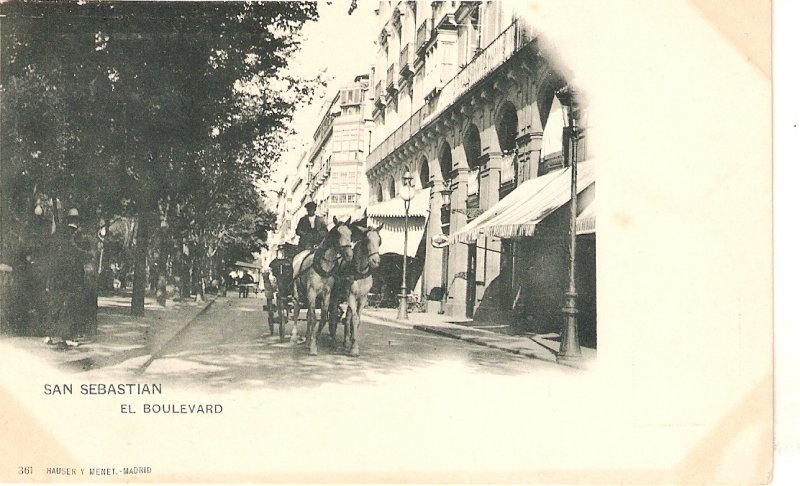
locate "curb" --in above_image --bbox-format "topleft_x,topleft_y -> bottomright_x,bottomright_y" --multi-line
412,323 -> 559,364
413,323 -> 591,370
361,309 -> 590,370
58,295 -> 219,372
136,295 -> 219,373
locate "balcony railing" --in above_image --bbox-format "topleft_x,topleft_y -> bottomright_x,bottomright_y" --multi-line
400,43 -> 415,77
385,63 -> 396,93
368,20 -> 532,173
374,80 -> 384,105
400,45 -> 409,70
416,19 -> 430,55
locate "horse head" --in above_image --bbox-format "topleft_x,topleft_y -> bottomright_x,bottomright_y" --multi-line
328,215 -> 354,263
364,223 -> 382,269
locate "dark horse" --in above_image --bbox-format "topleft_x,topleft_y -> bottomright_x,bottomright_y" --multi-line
291,216 -> 353,355
329,223 -> 382,356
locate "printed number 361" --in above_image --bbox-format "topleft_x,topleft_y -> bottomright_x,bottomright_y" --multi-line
18,466 -> 33,475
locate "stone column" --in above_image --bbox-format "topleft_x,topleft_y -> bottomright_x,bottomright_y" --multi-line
424,179 -> 446,312
475,152 -> 503,313
516,131 -> 543,182
445,166 -> 470,318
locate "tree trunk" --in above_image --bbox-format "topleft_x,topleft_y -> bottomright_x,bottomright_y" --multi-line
181,241 -> 191,299
131,214 -> 151,316
156,225 -> 169,306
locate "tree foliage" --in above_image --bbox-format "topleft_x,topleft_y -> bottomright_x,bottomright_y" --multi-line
0,1 -> 319,315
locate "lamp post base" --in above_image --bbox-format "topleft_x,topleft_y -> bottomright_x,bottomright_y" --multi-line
558,291 -> 582,362
397,292 -> 408,320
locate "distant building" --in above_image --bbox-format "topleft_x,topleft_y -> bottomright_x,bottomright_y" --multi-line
304,74 -> 373,223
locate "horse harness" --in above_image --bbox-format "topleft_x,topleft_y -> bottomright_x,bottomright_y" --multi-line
291,241 -> 350,281
311,244 -> 348,278
348,230 -> 380,281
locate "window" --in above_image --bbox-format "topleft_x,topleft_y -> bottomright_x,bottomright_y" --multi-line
470,5 -> 482,52
330,193 -> 359,205
340,88 -> 364,106
467,169 -> 480,196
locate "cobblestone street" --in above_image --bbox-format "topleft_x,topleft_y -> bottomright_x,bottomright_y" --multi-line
67,294 -> 560,389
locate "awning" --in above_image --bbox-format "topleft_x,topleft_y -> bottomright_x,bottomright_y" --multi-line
448,160 -> 595,243
367,187 -> 431,218
366,187 -> 431,255
373,218 -> 427,255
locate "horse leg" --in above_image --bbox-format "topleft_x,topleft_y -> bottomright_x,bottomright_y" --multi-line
266,296 -> 274,336
318,288 -> 331,347
348,293 -> 360,356
343,306 -> 352,351
307,287 -> 318,355
290,282 -> 301,344
277,295 -> 286,342
328,300 -> 338,341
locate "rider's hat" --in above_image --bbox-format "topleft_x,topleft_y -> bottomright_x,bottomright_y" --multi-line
304,201 -> 317,211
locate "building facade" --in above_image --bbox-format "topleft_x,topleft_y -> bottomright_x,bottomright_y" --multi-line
364,1 -> 594,341
304,74 -> 373,223
271,1 -> 596,345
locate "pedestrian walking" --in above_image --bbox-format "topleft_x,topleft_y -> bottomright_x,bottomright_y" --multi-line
242,272 -> 254,298
262,268 -> 275,334
45,208 -> 89,349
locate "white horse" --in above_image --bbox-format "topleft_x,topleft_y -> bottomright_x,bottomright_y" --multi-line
330,223 -> 382,356
291,217 -> 353,355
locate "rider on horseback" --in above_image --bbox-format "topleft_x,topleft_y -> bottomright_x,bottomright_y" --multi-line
295,201 -> 327,251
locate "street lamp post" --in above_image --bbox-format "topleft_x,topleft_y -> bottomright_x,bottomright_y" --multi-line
556,85 -> 583,364
398,170 -> 414,320
438,184 -> 452,315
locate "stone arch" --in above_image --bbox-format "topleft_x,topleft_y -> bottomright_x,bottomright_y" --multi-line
387,175 -> 396,199
536,73 -> 566,131
419,156 -> 431,188
376,182 -> 384,202
463,123 -> 482,170
437,141 -> 453,181
495,101 -> 519,154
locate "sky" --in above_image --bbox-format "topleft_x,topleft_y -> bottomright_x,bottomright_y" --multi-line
263,0 -> 380,195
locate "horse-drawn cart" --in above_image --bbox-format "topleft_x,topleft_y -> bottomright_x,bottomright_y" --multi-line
264,255 -> 295,341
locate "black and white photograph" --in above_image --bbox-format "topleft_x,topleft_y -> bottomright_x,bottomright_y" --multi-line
0,0 -> 773,483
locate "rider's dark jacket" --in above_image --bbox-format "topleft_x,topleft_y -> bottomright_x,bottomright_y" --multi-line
296,215 -> 327,250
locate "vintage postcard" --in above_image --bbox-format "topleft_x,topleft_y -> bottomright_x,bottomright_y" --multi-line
0,0 -> 771,483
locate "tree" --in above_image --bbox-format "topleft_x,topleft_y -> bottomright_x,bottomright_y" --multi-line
1,1 -> 319,318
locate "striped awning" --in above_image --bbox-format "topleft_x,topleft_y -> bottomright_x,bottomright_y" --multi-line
367,187 -> 431,218
371,217 -> 428,256
448,160 -> 595,244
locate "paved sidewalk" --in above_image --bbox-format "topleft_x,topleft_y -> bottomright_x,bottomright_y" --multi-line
362,307 -> 596,369
3,293 -> 217,372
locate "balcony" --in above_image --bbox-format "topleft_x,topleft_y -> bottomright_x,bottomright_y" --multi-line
374,80 -> 384,107
416,19 -> 430,56
434,12 -> 458,33
367,20 -> 532,173
385,63 -> 397,95
399,44 -> 415,78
